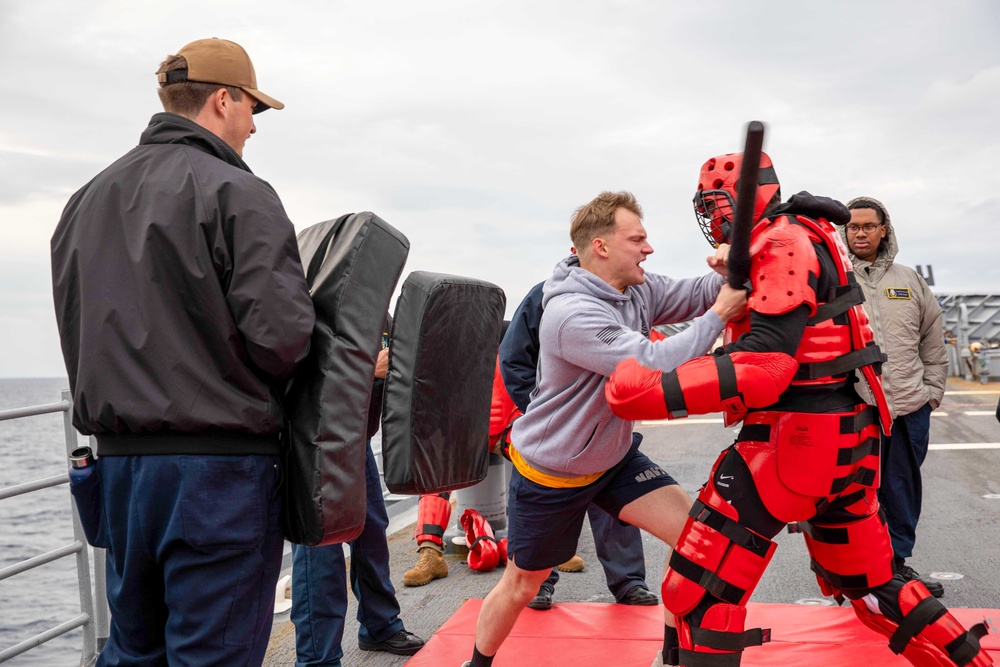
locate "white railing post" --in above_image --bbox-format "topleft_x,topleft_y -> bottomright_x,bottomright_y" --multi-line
61,390 -> 98,666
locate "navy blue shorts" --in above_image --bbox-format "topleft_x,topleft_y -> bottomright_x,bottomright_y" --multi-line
506,433 -> 678,571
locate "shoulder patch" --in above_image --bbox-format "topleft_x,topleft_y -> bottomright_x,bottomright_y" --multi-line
597,325 -> 626,345
885,288 -> 911,299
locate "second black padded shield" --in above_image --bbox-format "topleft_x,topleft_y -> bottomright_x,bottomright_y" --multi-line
283,212 -> 409,546
381,271 -> 506,494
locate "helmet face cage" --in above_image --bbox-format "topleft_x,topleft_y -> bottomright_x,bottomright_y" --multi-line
693,189 -> 735,248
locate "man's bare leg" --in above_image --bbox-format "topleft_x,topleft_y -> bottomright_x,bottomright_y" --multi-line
620,484 -> 693,664
618,483 -> 692,545
474,557 -> 552,656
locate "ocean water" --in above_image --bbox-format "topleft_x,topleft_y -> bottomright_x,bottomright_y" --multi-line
0,377 -> 87,666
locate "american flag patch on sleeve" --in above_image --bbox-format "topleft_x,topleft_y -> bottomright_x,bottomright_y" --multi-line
597,325 -> 626,344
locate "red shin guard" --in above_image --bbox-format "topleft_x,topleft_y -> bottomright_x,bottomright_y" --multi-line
851,581 -> 993,666
414,492 -> 451,547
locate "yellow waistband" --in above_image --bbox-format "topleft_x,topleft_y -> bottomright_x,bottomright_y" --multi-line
508,445 -> 603,489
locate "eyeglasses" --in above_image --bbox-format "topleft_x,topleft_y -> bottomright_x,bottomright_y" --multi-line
845,223 -> 882,234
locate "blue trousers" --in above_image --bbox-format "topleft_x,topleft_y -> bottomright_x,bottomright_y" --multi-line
290,441 -> 403,666
98,454 -> 283,667
539,504 -> 647,600
878,403 -> 932,559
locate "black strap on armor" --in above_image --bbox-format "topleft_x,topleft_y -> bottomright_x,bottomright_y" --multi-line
840,406 -> 877,434
676,649 -> 743,667
661,370 -> 688,418
668,551 -> 747,606
812,487 -> 871,516
808,283 -> 865,325
828,489 -> 868,512
716,354 -> 739,400
889,597 -> 948,654
799,522 -> 849,545
947,622 -> 991,666
420,524 -> 445,538
836,436 -> 880,466
689,500 -> 773,558
794,344 -> 885,381
736,423 -> 771,443
829,466 -> 877,494
690,626 -> 771,652
809,559 -> 869,591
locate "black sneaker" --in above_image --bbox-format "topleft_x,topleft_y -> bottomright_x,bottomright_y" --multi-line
894,558 -> 944,598
358,629 -> 425,656
528,588 -> 553,610
618,585 -> 659,606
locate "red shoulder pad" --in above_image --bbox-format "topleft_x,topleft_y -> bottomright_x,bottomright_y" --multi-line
747,218 -> 819,316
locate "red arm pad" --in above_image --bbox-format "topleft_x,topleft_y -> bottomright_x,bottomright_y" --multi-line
605,358 -> 669,420
606,352 -> 798,421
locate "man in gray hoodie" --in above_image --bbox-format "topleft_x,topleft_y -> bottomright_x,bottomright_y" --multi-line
462,191 -> 747,667
843,196 -> 948,598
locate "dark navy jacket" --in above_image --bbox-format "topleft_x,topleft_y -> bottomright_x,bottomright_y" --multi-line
499,281 -> 544,413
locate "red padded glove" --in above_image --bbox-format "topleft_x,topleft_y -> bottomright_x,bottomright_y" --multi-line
604,358 -> 668,420
461,508 -> 506,572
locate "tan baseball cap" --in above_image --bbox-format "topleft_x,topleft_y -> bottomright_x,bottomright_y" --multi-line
157,38 -> 284,113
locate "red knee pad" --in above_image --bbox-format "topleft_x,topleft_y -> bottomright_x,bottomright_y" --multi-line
663,493 -> 776,617
414,492 -> 451,547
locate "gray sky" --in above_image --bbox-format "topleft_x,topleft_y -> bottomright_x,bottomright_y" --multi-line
2,1 -> 999,378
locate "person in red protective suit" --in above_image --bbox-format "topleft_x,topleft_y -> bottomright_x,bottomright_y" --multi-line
605,152 -> 993,667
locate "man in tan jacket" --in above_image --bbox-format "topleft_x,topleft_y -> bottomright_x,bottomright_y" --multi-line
843,196 -> 948,597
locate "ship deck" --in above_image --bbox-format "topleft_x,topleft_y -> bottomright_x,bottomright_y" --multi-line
263,377 -> 1000,666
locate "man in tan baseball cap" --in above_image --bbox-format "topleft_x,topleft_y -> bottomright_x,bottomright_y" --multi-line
156,37 -> 283,157
52,36 -> 314,666
157,37 -> 284,113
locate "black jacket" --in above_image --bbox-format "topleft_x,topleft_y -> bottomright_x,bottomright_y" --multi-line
51,113 -> 315,454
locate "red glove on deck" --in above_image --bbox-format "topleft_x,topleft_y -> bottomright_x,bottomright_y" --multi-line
461,508 -> 508,572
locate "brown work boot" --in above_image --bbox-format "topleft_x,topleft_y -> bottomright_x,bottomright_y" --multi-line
556,554 -> 585,572
403,545 -> 448,587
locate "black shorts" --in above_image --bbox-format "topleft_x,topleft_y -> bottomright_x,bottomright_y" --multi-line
506,433 -> 678,571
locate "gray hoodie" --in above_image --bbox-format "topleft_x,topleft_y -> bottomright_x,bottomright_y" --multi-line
509,255 -> 725,478
841,197 -> 947,419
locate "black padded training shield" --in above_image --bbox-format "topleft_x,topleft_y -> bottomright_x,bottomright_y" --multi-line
283,212 -> 409,546
381,271 -> 506,494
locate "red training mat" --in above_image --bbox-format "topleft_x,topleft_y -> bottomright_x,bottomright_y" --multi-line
404,599 -> 999,666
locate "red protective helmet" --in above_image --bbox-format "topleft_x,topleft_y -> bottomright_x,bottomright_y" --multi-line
693,151 -> 781,247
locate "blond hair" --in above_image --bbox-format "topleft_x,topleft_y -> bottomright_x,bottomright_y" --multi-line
569,191 -> 643,251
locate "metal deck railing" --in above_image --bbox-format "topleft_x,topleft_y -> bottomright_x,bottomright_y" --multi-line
0,390 -> 109,666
